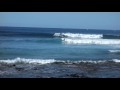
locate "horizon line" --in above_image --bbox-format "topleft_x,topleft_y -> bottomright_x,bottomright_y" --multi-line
0,25 -> 119,30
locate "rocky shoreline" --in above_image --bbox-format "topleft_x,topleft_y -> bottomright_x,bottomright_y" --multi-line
0,62 -> 120,78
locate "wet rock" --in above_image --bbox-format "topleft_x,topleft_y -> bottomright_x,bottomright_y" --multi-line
15,67 -> 24,71
12,64 -> 16,67
71,74 -> 79,77
79,75 -> 90,78
66,73 -> 79,78
32,67 -> 39,70
50,77 -> 56,78
66,73 -> 90,78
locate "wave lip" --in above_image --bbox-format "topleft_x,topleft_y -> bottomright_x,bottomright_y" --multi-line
0,57 -> 56,64
54,33 -> 103,39
62,38 -> 120,45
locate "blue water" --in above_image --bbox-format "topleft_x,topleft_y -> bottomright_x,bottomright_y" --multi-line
0,26 -> 120,63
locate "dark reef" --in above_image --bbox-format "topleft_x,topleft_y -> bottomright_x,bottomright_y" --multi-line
0,62 -> 120,78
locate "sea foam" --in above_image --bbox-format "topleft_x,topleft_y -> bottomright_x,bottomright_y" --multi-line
0,57 -> 56,64
54,33 -> 103,39
0,57 -> 120,64
109,50 -> 120,53
62,38 -> 120,45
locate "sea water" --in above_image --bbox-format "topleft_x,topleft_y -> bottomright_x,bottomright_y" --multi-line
0,26 -> 120,77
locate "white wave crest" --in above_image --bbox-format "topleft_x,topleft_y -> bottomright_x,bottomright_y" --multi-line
63,59 -> 120,64
62,38 -> 120,45
112,59 -> 120,62
0,58 -> 120,64
63,60 -> 107,64
0,57 -> 56,64
109,50 -> 120,53
51,59 -> 120,64
54,33 -> 103,39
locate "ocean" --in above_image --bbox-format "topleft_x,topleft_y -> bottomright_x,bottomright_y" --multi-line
0,26 -> 120,78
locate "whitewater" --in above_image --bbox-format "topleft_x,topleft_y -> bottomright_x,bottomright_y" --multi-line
0,27 -> 120,78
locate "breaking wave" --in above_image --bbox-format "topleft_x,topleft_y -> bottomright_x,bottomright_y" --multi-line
54,33 -> 120,39
1,31 -> 120,39
61,38 -> 120,45
0,57 -> 56,64
0,57 -> 120,64
54,33 -> 103,39
109,50 -> 120,53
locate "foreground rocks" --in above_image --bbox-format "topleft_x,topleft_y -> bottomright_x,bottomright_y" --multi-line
0,63 -> 120,78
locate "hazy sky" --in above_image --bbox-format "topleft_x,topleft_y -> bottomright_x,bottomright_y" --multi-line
0,12 -> 120,30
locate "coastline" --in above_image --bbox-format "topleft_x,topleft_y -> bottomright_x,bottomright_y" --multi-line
0,62 -> 120,78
